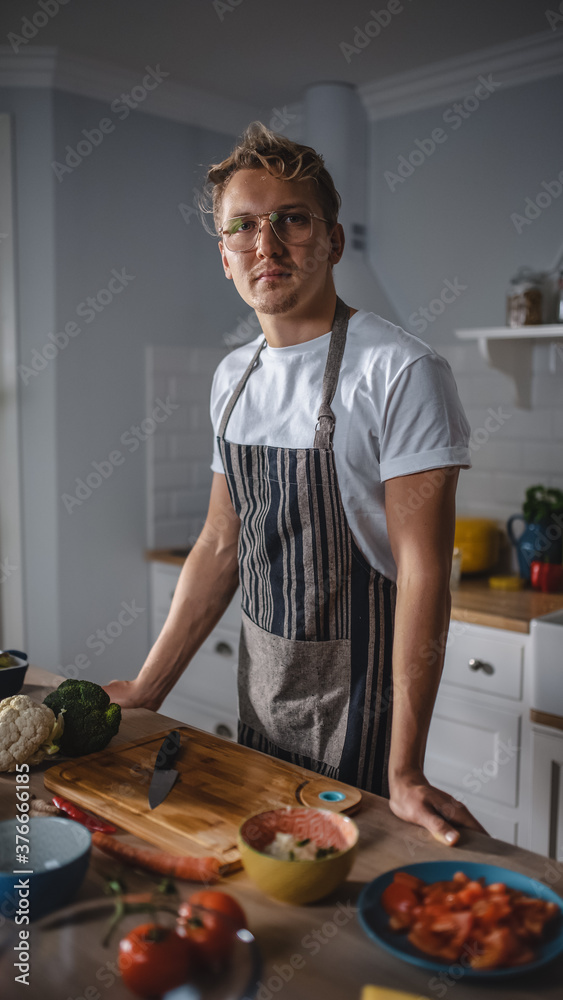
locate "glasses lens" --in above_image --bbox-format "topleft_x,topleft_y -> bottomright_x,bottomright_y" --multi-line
222,217 -> 257,251
222,212 -> 313,250
270,211 -> 312,245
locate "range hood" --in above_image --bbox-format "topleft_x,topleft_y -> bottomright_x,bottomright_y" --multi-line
304,81 -> 399,323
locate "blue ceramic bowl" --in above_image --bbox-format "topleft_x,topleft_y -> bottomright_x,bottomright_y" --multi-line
0,818 -> 91,922
0,650 -> 29,699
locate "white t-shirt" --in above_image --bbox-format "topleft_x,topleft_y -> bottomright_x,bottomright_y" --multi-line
210,309 -> 471,581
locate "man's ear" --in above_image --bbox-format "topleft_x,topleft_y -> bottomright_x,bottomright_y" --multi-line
329,223 -> 345,264
218,240 -> 233,280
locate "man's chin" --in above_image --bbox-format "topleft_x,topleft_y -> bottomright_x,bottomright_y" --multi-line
250,285 -> 300,315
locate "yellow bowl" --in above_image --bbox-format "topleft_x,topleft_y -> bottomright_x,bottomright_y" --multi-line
237,806 -> 359,905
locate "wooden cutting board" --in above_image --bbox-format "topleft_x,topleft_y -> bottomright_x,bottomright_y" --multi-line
43,726 -> 362,872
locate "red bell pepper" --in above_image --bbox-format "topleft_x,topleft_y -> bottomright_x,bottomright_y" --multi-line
530,560 -> 563,593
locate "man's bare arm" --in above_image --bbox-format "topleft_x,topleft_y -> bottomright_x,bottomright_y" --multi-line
384,466 -> 488,845
103,472 -> 240,710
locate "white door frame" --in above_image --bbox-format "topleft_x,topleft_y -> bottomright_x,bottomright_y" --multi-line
0,113 -> 25,649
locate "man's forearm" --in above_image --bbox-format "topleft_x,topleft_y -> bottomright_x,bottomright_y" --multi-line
388,571 -> 451,783
134,537 -> 240,709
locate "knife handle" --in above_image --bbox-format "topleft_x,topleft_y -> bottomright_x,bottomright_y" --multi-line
156,730 -> 182,770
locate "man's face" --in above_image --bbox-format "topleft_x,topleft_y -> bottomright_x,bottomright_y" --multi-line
218,168 -> 343,316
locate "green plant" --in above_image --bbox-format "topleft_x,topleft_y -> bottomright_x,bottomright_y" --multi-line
522,485 -> 563,525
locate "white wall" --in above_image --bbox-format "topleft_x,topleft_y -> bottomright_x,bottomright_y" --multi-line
0,88 -> 60,666
2,84 -> 242,681
369,74 -> 563,545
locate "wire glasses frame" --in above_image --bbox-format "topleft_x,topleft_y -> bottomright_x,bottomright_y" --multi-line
219,209 -> 330,252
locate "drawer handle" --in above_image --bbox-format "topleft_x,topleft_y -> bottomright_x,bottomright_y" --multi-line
214,640 -> 234,657
215,723 -> 233,739
468,658 -> 495,675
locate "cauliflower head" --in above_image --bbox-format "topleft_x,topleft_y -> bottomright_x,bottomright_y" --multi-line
0,694 -> 65,772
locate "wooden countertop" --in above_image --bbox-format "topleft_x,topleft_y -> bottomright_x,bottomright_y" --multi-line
3,666 -> 563,999
147,549 -> 563,632
450,578 -> 563,633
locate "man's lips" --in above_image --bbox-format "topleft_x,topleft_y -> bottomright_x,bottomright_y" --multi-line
253,270 -> 292,281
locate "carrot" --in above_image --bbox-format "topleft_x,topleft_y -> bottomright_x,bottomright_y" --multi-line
91,831 -> 222,883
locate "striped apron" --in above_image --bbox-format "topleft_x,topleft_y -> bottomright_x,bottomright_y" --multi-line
218,296 -> 397,796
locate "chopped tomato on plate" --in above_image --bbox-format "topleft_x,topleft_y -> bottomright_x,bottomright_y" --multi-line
381,870 -> 560,970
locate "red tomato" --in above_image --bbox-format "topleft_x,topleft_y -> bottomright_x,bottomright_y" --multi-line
186,890 -> 247,930
118,923 -> 195,998
176,890 -> 247,970
381,882 -> 419,929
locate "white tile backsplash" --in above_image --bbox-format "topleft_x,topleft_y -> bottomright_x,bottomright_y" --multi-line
146,345 -> 227,548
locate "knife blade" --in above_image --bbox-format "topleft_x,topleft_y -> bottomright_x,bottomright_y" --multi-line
148,730 -> 182,810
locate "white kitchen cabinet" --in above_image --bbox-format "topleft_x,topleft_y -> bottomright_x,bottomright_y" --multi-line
149,560 -> 241,739
530,725 -> 563,863
424,620 -> 532,849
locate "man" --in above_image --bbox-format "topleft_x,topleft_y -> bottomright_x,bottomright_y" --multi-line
105,122 -> 486,846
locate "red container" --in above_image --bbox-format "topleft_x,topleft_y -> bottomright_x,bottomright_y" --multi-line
530,561 -> 563,594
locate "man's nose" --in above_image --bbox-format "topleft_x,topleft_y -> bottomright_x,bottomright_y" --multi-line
255,218 -> 283,255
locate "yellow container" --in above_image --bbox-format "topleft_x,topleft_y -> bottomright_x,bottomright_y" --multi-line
454,518 -> 500,574
361,989 -> 431,1000
237,806 -> 359,905
488,575 -> 524,591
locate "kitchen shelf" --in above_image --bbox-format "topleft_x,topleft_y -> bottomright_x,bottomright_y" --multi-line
455,325 -> 563,408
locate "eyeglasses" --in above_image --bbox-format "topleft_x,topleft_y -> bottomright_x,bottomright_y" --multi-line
219,209 -> 330,252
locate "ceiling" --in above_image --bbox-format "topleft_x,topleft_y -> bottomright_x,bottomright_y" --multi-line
1,0 -> 549,108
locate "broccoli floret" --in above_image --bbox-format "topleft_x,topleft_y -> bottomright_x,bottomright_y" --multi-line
43,679 -> 121,757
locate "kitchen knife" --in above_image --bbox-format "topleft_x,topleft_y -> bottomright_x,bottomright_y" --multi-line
148,730 -> 182,809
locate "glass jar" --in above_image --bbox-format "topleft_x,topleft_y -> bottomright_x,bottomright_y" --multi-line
506,268 -> 544,327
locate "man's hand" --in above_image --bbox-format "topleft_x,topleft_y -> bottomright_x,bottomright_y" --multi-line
102,679 -> 160,712
389,769 -> 489,846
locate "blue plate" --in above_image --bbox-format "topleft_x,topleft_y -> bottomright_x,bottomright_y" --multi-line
357,861 -> 563,979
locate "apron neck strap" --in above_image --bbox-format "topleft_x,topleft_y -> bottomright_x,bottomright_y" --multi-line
313,296 -> 350,450
218,336 -> 267,441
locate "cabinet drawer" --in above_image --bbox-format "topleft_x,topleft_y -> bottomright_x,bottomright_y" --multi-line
173,645 -> 238,715
200,624 -> 239,662
151,563 -> 182,614
425,691 -> 521,807
442,626 -> 524,700
159,693 -> 237,741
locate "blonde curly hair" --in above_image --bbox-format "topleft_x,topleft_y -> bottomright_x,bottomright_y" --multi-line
200,121 -> 341,236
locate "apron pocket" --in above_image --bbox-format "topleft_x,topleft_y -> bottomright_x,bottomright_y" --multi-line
238,610 -> 351,770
